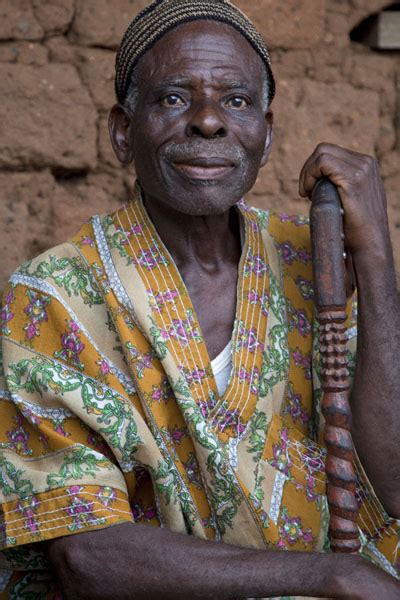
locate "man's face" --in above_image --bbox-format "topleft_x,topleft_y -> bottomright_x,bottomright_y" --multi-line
114,21 -> 273,215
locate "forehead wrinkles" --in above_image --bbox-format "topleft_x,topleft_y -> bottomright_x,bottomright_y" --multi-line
138,22 -> 264,83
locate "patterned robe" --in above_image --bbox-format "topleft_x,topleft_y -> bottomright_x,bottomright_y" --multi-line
0,184 -> 398,599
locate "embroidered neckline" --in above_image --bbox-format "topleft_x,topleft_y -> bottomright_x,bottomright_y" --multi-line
113,183 -> 270,441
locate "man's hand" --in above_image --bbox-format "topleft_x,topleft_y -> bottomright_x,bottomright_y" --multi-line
299,142 -> 400,518
299,143 -> 390,260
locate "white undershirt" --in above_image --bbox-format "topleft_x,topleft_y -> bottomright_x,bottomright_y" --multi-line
210,217 -> 244,398
210,341 -> 232,397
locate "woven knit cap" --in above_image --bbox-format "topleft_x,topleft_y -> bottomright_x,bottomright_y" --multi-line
115,0 -> 276,106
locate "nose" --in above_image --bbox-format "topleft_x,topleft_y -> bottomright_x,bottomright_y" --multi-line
186,99 -> 227,139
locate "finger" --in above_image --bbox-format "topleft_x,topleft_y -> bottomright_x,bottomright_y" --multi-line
299,153 -> 357,199
309,142 -> 372,165
299,144 -> 370,197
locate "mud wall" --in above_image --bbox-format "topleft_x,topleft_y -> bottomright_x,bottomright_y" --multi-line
0,0 -> 399,290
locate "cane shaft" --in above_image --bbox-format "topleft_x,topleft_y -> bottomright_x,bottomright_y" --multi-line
310,179 -> 360,553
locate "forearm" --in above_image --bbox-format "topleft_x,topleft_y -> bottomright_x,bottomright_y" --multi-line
351,244 -> 400,516
48,522 -> 360,599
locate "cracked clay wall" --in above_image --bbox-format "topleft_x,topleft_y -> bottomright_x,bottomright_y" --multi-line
0,0 -> 399,292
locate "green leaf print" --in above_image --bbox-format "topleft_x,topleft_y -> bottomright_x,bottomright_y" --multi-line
18,255 -> 104,306
46,446 -> 113,489
149,320 -> 169,360
247,409 -> 268,463
0,454 -> 34,498
7,357 -> 143,459
258,269 -> 290,397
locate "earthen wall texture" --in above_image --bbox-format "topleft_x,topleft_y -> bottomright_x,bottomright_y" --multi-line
0,0 -> 399,292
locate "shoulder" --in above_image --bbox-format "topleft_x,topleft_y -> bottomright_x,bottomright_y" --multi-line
5,218 -> 106,310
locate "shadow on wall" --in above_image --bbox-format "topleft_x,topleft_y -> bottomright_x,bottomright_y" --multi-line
350,2 -> 400,49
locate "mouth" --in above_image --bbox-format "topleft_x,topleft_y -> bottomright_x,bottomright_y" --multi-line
171,157 -> 235,180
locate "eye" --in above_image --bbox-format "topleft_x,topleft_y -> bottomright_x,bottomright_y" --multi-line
225,96 -> 250,110
160,94 -> 186,107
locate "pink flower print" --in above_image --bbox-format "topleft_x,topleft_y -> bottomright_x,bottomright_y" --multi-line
236,366 -> 259,395
151,387 -> 162,402
299,440 -> 325,480
1,288 -> 15,335
288,305 -> 311,338
150,379 -> 172,404
280,241 -> 297,265
183,453 -> 203,489
250,221 -> 260,232
277,507 -> 314,547
238,366 -> 248,383
96,486 -> 117,508
279,214 -> 308,227
87,432 -> 111,457
23,291 -> 51,343
135,246 -> 168,270
283,386 -> 309,425
16,496 -> 40,534
168,313 -> 202,346
170,427 -> 186,445
244,252 -> 267,277
247,289 -> 260,304
246,290 -> 269,316
297,248 -> 311,264
179,366 -> 208,386
170,319 -> 189,343
236,324 -> 263,354
295,276 -> 314,301
65,487 -> 105,531
54,320 -> 85,370
249,366 -> 260,396
19,405 -> 42,427
129,223 -> 144,236
218,408 -> 246,435
131,501 -> 157,522
97,358 -> 111,381
6,415 -> 32,456
26,322 -> 39,340
198,393 -> 217,419
292,348 -> 312,380
81,236 -> 95,247
279,213 -> 291,223
67,485 -> 84,496
54,422 -> 70,437
270,428 -> 292,476
295,310 -> 311,337
147,289 -> 178,313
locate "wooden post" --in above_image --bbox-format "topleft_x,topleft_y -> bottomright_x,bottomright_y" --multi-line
310,179 -> 361,553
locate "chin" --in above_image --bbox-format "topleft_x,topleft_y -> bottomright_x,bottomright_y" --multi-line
169,182 -> 246,215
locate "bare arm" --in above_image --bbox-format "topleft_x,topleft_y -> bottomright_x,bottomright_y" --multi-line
47,522 -> 400,599
300,144 -> 400,517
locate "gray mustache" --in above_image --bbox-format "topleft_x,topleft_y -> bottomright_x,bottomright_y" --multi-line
164,141 -> 245,164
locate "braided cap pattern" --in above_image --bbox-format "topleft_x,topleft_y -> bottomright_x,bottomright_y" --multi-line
115,0 -> 275,105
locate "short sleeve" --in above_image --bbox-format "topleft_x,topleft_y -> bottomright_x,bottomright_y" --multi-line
0,279 -> 135,572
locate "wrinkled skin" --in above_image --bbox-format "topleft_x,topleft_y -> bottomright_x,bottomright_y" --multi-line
48,20 -> 400,600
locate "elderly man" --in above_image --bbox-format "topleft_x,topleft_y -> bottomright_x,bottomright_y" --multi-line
0,0 -> 399,598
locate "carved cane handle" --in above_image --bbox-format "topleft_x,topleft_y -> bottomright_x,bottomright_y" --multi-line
310,178 -> 360,553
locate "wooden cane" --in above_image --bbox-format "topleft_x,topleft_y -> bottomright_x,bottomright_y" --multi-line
310,178 -> 361,553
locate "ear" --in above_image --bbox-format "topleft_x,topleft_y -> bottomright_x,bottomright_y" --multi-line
108,104 -> 134,164
260,110 -> 274,167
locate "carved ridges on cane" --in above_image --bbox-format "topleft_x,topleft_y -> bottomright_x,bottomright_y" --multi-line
318,308 -> 361,553
318,311 -> 350,391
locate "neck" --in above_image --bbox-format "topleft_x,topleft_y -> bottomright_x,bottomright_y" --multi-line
142,193 -> 242,271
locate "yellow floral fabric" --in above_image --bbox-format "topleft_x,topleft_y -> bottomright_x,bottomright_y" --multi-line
0,185 -> 398,599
